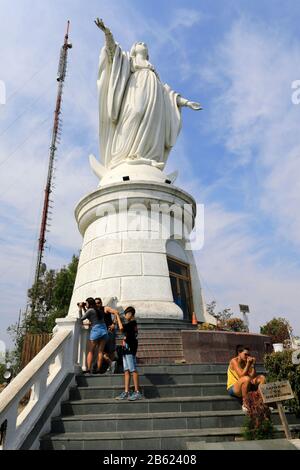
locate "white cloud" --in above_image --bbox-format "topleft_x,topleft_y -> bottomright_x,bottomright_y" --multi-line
201,18 -> 300,248
195,202 -> 300,334
193,17 -> 300,334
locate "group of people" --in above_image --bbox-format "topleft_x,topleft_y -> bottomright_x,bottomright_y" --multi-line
77,298 -> 266,408
78,297 -> 142,401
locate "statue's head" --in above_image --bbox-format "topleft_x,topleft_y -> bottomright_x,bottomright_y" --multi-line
130,42 -> 149,60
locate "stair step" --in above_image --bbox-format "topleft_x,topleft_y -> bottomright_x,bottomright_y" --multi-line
137,342 -> 183,346
69,383 -> 228,400
137,326 -> 196,330
40,424 -> 300,450
61,395 -> 242,416
39,427 -> 243,450
137,357 -> 185,364
138,342 -> 183,348
132,363 -> 262,373
51,409 -> 297,434
137,353 -> 184,357
137,354 -> 184,359
138,332 -> 183,336
76,372 -> 228,387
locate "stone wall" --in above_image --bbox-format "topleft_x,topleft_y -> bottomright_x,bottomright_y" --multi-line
182,330 -> 272,363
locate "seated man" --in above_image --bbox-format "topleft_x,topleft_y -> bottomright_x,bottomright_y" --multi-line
227,345 -> 266,413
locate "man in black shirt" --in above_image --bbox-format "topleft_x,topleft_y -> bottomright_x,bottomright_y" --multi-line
95,297 -> 117,374
114,306 -> 142,401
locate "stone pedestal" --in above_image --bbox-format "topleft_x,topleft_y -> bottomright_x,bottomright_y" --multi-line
182,330 -> 273,363
68,165 -> 213,323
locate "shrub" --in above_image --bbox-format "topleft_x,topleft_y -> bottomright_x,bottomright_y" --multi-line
218,318 -> 248,332
264,350 -> 300,417
242,390 -> 274,440
206,301 -> 247,332
260,317 -> 291,344
198,322 -> 216,331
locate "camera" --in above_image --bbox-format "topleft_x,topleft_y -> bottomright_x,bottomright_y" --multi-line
77,301 -> 86,308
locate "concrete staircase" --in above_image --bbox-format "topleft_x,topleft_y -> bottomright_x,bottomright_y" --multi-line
137,331 -> 185,365
40,363 -> 300,450
115,319 -> 197,365
137,319 -> 197,330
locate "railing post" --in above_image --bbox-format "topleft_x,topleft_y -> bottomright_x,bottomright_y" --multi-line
1,406 -> 17,450
0,328 -> 73,450
54,317 -> 81,373
32,365 -> 48,403
78,327 -> 89,371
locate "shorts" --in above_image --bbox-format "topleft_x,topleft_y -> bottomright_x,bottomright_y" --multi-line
123,354 -> 137,373
228,385 -> 238,397
104,331 -> 116,354
90,324 -> 108,342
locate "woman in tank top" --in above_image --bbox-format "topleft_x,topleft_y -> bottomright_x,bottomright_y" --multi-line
79,297 -> 118,374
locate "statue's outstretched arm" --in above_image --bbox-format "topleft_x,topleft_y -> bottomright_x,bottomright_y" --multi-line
95,18 -> 116,62
177,95 -> 203,111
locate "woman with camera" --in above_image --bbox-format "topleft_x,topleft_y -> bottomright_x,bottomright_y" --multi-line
78,297 -> 118,374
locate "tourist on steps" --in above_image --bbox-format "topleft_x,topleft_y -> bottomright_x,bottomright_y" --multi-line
95,297 -> 117,374
78,297 -> 118,374
227,344 -> 266,413
114,307 -> 143,401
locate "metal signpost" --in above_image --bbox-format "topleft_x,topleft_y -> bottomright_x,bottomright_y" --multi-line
259,381 -> 295,439
239,304 -> 250,332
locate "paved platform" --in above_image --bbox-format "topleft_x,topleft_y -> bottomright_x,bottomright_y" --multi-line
187,438 -> 300,450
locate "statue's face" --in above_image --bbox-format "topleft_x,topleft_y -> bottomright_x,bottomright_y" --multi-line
134,42 -> 148,59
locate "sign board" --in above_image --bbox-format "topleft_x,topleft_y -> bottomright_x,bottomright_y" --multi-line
292,348 -> 300,365
239,304 -> 249,313
259,381 -> 294,404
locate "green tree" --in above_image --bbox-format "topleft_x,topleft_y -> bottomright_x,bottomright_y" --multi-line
45,255 -> 79,331
206,301 -> 247,332
260,317 -> 292,344
264,350 -> 300,417
8,255 -> 79,372
206,300 -> 232,323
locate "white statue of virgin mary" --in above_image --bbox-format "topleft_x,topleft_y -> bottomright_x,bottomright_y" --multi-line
94,18 -> 202,172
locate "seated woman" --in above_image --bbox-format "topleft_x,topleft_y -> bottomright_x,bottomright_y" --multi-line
227,345 -> 266,413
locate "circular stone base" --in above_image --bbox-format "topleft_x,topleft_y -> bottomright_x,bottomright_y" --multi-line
68,180 -> 202,322
100,162 -> 168,187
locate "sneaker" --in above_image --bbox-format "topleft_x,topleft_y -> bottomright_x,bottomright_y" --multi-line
128,391 -> 143,401
110,361 -> 117,374
242,404 -> 249,414
106,361 -> 117,375
115,391 -> 130,400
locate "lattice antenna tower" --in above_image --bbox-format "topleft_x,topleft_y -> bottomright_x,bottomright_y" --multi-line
31,21 -> 72,314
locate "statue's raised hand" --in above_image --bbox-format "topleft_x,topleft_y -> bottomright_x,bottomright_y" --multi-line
187,101 -> 203,111
95,18 -> 107,33
95,18 -> 116,61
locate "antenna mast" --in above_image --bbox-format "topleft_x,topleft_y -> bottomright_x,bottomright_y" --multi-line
32,21 -> 72,313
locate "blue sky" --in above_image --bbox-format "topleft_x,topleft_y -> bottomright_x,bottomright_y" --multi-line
1,0 -> 300,349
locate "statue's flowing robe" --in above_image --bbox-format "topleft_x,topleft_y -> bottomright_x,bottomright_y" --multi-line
97,44 -> 182,169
